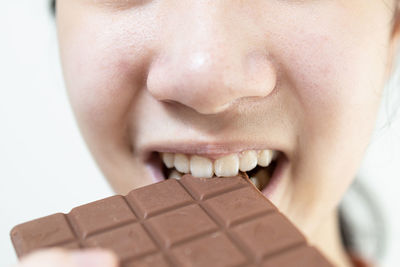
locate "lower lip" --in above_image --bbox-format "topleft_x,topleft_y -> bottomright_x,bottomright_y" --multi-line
261,154 -> 289,198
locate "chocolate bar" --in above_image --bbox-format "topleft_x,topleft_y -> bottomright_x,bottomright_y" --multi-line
10,174 -> 334,267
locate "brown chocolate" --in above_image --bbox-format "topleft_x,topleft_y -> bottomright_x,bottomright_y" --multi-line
10,174 -> 334,267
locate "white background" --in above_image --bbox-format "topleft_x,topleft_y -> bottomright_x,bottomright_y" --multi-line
0,1 -> 399,266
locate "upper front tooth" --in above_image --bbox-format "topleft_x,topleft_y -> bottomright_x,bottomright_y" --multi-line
174,153 -> 190,173
239,150 -> 258,172
190,155 -> 213,178
162,153 -> 175,168
214,154 -> 239,177
257,149 -> 273,167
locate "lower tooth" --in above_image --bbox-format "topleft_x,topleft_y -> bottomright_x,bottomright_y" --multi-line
250,168 -> 270,190
168,169 -> 182,180
250,177 -> 261,189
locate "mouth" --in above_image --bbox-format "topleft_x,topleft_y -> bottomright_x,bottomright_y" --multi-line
144,148 -> 288,196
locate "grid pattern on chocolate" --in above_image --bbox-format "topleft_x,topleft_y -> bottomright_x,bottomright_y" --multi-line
11,175 -> 334,267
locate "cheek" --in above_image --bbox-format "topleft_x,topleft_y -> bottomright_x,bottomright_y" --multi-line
280,7 -> 388,138
58,12 -> 153,140
272,5 -> 391,229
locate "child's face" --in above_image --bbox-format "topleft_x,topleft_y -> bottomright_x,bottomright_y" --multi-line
56,1 -> 398,236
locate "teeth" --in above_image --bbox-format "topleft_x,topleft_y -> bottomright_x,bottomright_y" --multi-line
190,155 -> 213,178
250,177 -> 261,189
257,149 -> 274,167
214,154 -> 239,177
160,149 -> 279,179
250,168 -> 270,190
168,170 -> 182,180
174,153 -> 190,173
239,150 -> 258,172
162,153 -> 175,168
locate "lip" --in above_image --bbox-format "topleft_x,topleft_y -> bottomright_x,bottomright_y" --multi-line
139,141 -> 285,162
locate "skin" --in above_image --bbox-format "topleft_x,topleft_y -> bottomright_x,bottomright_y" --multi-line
20,0 -> 398,266
16,249 -> 118,267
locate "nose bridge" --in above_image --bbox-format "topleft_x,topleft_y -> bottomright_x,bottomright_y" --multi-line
146,1 -> 277,114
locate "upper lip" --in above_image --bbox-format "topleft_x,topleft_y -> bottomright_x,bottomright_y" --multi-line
138,141 -> 284,162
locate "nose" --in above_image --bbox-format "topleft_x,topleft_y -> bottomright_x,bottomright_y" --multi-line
146,2 -> 277,115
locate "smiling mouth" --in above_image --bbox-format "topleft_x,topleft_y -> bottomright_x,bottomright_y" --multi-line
145,149 -> 282,192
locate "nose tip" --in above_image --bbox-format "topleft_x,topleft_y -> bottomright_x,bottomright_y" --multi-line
147,49 -> 277,115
